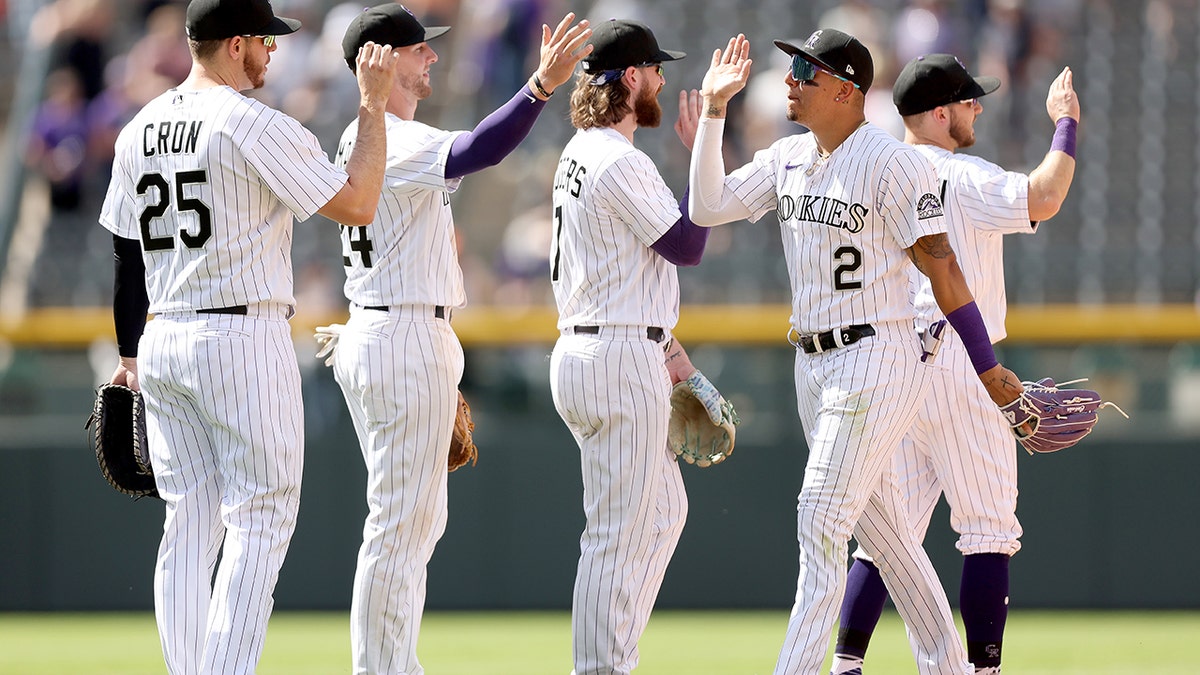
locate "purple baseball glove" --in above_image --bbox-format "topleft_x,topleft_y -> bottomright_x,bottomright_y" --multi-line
997,377 -> 1126,455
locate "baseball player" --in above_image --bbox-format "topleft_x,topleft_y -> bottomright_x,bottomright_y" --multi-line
329,6 -> 592,674
97,0 -> 398,672
549,18 -> 712,675
689,31 -> 1029,675
832,55 -> 1081,675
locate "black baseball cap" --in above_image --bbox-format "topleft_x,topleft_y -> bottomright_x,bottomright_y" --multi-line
893,53 -> 1001,115
185,0 -> 300,41
581,19 -> 685,73
774,28 -> 873,92
342,4 -> 450,71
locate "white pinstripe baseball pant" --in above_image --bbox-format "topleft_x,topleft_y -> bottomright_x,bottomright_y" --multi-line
894,335 -> 1022,556
140,307 -> 303,675
775,322 -> 971,675
551,331 -> 687,675
333,305 -> 464,675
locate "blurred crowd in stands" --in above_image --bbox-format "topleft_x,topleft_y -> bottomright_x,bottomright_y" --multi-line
2,0 -> 1081,311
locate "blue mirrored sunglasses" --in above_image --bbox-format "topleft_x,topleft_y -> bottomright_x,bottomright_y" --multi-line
790,54 -> 859,89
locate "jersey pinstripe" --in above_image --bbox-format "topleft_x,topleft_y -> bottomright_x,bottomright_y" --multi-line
722,123 -> 947,334
333,114 -> 468,308
911,144 -> 1034,341
551,127 -> 681,329
99,83 -> 347,675
329,111 -> 470,675
846,143 -> 1035,671
879,145 -> 1035,573
697,120 -> 972,674
99,86 -> 347,312
550,124 -> 687,675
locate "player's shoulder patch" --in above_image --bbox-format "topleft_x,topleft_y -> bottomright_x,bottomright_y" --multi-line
916,192 -> 944,220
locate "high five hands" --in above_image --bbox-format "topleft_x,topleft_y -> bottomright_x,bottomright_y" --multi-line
678,35 -> 752,148
701,34 -> 752,118
529,13 -> 594,99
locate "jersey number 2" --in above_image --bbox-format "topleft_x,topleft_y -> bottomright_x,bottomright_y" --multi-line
137,171 -> 212,251
833,245 -> 863,291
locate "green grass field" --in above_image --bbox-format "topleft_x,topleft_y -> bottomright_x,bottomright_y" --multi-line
1,609 -> 1194,674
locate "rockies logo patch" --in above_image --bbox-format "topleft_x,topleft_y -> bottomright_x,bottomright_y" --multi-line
916,192 -> 944,220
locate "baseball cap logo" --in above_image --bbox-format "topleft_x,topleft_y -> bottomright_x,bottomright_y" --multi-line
804,31 -> 822,50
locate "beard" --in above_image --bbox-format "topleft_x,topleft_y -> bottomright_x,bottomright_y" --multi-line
949,113 -> 976,148
633,84 -> 662,128
400,71 -> 433,100
243,51 -> 266,90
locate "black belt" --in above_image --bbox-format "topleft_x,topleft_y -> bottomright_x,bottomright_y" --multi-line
363,305 -> 447,319
797,324 -> 875,354
572,325 -> 666,343
196,305 -> 247,315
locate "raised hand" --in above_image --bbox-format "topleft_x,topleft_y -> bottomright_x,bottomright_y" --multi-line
675,88 -> 702,150
1046,66 -> 1079,123
355,41 -> 399,111
532,13 -> 594,96
700,34 -> 752,116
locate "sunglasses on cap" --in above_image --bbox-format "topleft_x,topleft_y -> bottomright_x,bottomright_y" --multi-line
790,54 -> 859,89
242,34 -> 276,47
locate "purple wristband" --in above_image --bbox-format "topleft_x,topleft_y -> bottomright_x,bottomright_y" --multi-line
945,301 -> 999,375
1050,117 -> 1077,158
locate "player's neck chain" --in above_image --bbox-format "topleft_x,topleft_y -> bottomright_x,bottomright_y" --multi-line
808,120 -> 868,176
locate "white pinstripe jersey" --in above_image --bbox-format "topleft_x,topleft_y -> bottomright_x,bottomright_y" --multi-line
333,114 -> 468,308
725,123 -> 947,334
99,86 -> 348,312
550,127 -> 681,329
910,145 -> 1035,342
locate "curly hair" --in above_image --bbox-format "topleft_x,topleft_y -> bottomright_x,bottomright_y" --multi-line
568,71 -> 633,130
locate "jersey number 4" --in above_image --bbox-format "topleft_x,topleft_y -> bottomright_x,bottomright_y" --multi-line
137,171 -> 212,251
340,224 -> 375,268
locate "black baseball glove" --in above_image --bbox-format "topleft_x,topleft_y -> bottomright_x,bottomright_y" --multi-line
85,383 -> 160,499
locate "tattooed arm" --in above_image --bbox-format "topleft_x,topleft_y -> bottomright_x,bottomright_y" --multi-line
907,233 -> 1024,405
663,338 -> 698,385
907,232 -> 975,314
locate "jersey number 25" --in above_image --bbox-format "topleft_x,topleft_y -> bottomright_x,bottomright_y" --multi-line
137,170 -> 212,251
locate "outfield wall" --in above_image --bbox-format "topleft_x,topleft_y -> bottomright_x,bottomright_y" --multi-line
1,340 -> 1196,611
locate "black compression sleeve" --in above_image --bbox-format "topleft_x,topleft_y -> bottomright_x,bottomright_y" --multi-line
112,234 -> 149,358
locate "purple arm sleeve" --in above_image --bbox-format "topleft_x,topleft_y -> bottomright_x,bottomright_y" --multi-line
650,188 -> 710,267
445,85 -> 546,179
112,234 -> 149,358
946,301 -> 999,375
